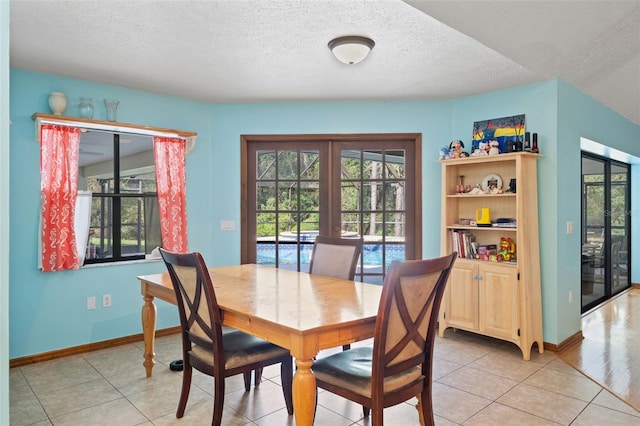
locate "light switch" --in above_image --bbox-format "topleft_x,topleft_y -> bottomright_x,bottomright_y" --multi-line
567,221 -> 574,234
220,220 -> 236,231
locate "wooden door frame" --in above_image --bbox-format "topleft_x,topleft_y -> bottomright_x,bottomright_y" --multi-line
240,133 -> 422,264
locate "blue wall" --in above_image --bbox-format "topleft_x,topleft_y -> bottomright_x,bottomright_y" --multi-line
7,69 -> 640,361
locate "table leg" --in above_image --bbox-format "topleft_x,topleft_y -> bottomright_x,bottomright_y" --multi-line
142,294 -> 157,377
293,358 -> 316,426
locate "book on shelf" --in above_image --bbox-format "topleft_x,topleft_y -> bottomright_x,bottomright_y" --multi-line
450,229 -> 477,259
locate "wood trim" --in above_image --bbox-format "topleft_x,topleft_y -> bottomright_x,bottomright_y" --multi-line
9,326 -> 181,368
32,113 -> 197,139
548,330 -> 584,353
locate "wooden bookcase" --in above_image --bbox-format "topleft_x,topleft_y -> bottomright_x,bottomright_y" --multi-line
438,152 -> 543,360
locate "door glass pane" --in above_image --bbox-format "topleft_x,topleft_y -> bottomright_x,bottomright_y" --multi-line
256,150 -> 276,179
610,163 -> 629,295
255,148 -> 320,272
342,148 -> 406,284
582,156 -> 605,308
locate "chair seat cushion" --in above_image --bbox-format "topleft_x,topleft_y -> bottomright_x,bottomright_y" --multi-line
190,330 -> 289,369
313,347 -> 423,398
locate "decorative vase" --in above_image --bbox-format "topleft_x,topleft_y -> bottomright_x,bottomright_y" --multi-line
78,97 -> 94,119
48,92 -> 67,115
103,99 -> 119,121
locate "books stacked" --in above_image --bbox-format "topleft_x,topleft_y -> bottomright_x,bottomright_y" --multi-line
450,230 -> 477,259
493,218 -> 517,228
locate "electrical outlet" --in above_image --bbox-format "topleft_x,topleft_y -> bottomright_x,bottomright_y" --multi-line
87,296 -> 96,310
102,294 -> 112,308
568,290 -> 574,304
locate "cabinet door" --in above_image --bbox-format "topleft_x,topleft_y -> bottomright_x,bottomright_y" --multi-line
478,263 -> 519,340
442,262 -> 478,330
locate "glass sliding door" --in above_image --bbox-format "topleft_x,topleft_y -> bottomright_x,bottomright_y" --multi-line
610,162 -> 630,296
581,153 -> 630,312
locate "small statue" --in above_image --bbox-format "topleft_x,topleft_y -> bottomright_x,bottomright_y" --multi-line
488,140 -> 500,155
439,146 -> 450,160
449,140 -> 469,158
471,141 -> 489,156
498,237 -> 516,262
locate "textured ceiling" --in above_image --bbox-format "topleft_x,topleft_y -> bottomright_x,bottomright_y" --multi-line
9,0 -> 640,125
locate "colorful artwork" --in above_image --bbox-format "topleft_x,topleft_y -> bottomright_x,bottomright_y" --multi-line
472,114 -> 525,153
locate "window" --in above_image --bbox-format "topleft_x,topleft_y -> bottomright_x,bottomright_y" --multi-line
81,131 -> 160,263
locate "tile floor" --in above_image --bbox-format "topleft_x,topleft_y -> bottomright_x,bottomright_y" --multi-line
10,329 -> 640,425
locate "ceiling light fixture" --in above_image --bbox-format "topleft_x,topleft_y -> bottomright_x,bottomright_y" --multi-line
328,36 -> 375,65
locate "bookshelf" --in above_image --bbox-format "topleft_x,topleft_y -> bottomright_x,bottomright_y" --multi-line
438,152 -> 543,360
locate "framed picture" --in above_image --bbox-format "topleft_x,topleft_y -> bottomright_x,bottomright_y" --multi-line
473,114 -> 525,153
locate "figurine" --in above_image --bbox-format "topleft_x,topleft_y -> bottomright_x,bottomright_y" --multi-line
471,141 -> 489,156
449,140 -> 469,158
488,140 -> 500,155
439,146 -> 450,160
498,237 -> 516,262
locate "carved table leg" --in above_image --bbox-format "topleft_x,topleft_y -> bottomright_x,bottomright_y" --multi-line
142,294 -> 157,377
293,358 -> 316,426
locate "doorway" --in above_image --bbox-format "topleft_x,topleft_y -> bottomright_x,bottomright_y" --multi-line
581,152 -> 631,312
241,134 -> 422,284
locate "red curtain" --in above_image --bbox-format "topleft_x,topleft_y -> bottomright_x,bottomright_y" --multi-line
40,124 -> 81,271
154,136 -> 188,252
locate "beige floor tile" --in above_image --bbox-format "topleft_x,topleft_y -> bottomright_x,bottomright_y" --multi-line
9,369 -> 33,400
524,365 -> 602,401
431,382 -> 492,424
9,393 -> 48,426
437,365 -> 519,400
82,342 -> 145,378
464,402 -> 558,425
571,402 -> 640,425
49,397 -> 147,426
20,355 -> 102,394
497,383 -> 588,424
223,379 -> 291,421
152,399 -> 252,425
434,338 -> 494,366
468,351 -> 543,382
591,389 -> 640,417
37,377 -> 122,418
106,365 -> 183,397
317,389 -> 368,422
127,380 -> 212,420
431,356 -> 463,381
256,405 -> 350,426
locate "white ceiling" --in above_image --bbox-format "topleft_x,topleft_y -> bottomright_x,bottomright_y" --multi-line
9,0 -> 640,125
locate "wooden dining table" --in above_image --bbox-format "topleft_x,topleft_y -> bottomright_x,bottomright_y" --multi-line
137,263 -> 383,426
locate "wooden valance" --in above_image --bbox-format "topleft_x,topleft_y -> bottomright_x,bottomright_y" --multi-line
32,113 -> 197,153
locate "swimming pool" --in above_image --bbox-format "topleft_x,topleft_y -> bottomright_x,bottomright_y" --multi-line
256,242 -> 405,269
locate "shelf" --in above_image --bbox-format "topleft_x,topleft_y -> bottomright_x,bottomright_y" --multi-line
446,193 -> 516,198
455,257 -> 518,267
438,152 -> 542,165
447,225 -> 517,231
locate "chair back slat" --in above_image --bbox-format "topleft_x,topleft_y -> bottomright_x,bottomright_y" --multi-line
372,253 -> 456,386
309,236 -> 363,280
160,250 -> 225,367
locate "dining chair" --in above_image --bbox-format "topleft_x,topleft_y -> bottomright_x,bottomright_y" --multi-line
308,235 -> 363,280
159,249 -> 294,425
312,252 -> 457,426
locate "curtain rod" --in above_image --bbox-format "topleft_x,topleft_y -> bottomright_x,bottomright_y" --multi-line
32,113 -> 197,153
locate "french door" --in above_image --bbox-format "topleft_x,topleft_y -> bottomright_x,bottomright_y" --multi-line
581,153 -> 631,312
241,134 -> 421,284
